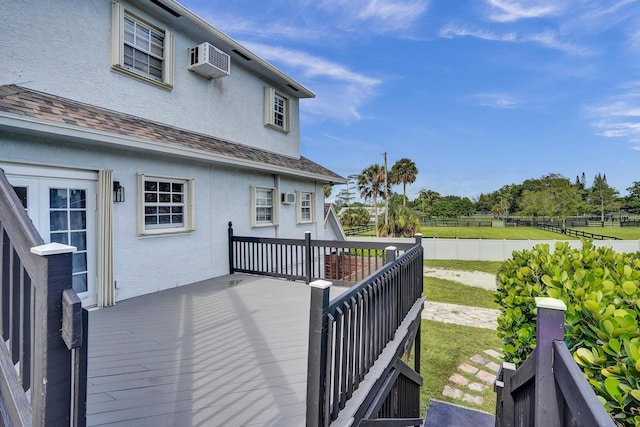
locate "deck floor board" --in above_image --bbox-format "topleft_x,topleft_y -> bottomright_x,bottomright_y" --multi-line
87,274 -> 335,426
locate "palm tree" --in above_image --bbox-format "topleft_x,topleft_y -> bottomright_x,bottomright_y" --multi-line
390,158 -> 418,207
323,184 -> 332,199
377,201 -> 420,237
357,164 -> 386,236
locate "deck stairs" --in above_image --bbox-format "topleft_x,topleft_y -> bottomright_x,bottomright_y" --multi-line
424,400 -> 495,427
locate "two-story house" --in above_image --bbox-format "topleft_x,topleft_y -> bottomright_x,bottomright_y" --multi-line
0,0 -> 345,307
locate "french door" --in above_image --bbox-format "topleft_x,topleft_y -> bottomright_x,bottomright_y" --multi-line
8,174 -> 97,307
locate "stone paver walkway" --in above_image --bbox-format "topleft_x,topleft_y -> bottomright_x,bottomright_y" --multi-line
422,301 -> 499,330
441,349 -> 502,407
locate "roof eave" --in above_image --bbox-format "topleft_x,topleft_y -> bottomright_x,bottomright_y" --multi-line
0,113 -> 342,183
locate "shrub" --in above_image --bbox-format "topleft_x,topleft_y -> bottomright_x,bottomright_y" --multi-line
340,207 -> 370,227
495,241 -> 640,425
377,203 -> 420,237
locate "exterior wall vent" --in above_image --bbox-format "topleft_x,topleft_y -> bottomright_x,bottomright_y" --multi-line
282,193 -> 296,205
189,42 -> 230,79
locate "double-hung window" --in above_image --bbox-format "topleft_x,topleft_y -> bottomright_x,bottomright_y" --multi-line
111,3 -> 174,88
251,186 -> 279,227
138,174 -> 194,235
264,88 -> 290,133
297,191 -> 315,224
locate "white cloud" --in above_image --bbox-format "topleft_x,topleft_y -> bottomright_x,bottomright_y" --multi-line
439,24 -> 593,56
485,0 -> 562,22
439,24 -> 517,42
318,0 -> 429,33
472,93 -> 520,109
584,86 -> 640,147
243,42 -> 381,122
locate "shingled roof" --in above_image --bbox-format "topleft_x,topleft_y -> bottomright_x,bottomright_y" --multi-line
0,85 -> 344,183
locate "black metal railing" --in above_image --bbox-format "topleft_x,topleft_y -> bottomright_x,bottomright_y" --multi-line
495,298 -> 615,427
0,168 -> 87,427
228,222 -> 417,285
307,244 -> 425,426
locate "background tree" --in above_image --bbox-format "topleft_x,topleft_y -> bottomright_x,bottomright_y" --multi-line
518,174 -> 581,225
390,158 -> 418,207
415,189 -> 441,216
334,174 -> 358,207
357,164 -> 387,236
588,173 -> 620,223
339,206 -> 370,227
623,181 -> 640,214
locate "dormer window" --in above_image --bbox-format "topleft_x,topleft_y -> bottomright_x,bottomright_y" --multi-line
111,3 -> 174,89
264,88 -> 290,133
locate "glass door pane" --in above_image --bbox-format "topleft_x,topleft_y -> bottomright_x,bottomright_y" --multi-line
50,188 -> 88,293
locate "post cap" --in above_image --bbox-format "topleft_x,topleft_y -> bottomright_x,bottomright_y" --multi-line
310,279 -> 332,289
385,246 -> 397,251
31,242 -> 77,256
535,297 -> 567,311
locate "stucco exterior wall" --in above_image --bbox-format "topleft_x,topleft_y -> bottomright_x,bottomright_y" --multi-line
0,0 -> 301,158
1,133 -> 323,301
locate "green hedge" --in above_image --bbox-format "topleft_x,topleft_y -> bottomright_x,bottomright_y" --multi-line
495,241 -> 640,425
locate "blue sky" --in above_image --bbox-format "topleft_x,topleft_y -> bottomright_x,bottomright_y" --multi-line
181,0 -> 640,201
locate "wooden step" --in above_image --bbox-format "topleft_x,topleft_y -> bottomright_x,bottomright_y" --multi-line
424,400 -> 494,427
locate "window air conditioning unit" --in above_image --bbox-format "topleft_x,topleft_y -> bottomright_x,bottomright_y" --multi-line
189,42 -> 230,79
282,193 -> 296,205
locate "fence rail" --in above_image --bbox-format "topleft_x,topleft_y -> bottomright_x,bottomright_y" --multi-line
495,298 -> 614,427
228,223 -> 417,285
534,223 -> 621,240
227,225 -> 424,426
344,224 -> 376,236
307,244 -> 424,426
0,168 -> 87,426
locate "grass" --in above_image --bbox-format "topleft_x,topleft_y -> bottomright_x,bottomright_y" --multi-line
423,277 -> 499,309
420,320 -> 501,415
424,259 -> 504,275
420,226 -> 572,240
571,226 -> 640,239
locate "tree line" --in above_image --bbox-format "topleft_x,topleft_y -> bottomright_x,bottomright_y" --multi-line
331,164 -> 640,233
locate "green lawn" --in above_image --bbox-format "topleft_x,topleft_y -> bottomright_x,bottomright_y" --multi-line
423,277 -> 498,309
420,320 -> 501,414
420,226 -> 571,240
424,259 -> 503,275
571,226 -> 640,239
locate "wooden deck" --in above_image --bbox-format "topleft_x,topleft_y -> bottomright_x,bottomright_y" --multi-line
87,274 -> 343,426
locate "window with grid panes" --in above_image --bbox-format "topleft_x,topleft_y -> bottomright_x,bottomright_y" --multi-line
139,175 -> 193,235
124,16 -> 164,81
255,188 -> 273,223
298,192 -> 313,223
111,3 -> 174,88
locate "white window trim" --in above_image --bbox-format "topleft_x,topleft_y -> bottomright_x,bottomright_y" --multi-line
251,186 -> 279,227
137,174 -> 194,236
111,3 -> 174,90
296,191 -> 315,224
264,87 -> 290,133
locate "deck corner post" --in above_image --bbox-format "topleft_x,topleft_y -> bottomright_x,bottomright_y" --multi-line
414,233 -> 422,246
228,222 -> 234,274
306,279 -> 332,427
534,297 -> 566,427
385,246 -> 397,264
30,242 -> 76,426
304,231 -> 312,284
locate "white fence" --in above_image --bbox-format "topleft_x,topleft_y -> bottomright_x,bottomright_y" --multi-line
348,237 -> 640,261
